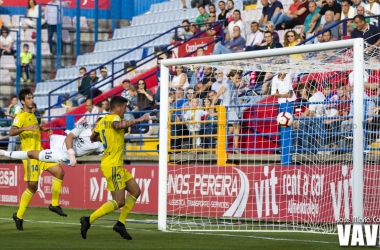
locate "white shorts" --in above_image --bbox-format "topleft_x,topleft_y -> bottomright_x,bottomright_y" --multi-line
228,109 -> 239,124
38,135 -> 70,163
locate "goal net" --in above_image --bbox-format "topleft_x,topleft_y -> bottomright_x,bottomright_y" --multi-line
158,39 -> 379,233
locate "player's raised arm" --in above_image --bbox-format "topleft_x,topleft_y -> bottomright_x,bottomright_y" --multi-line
111,114 -> 149,130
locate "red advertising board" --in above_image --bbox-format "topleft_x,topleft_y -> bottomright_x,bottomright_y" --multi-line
172,37 -> 215,59
2,0 -> 110,9
0,164 -> 158,214
1,164 -> 379,223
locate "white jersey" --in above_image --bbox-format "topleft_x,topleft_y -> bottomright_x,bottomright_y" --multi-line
39,125 -> 103,163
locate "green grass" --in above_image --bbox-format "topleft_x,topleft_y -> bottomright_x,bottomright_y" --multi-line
0,205 -> 343,250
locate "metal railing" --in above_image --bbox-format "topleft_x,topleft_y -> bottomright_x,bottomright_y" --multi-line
46,19 -> 226,118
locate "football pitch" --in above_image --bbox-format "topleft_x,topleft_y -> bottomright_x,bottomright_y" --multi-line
0,205 -> 342,249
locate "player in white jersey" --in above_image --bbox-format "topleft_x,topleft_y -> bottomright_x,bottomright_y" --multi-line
0,123 -> 103,167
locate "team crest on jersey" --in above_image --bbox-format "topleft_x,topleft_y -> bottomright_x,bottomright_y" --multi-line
14,117 -> 19,124
113,116 -> 120,121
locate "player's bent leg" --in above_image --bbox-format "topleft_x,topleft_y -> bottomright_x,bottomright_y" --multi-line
45,164 -> 67,217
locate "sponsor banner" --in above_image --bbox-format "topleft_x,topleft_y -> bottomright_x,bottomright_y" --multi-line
0,164 -> 158,214
166,165 -> 378,222
172,37 -> 215,59
1,163 -> 379,222
85,165 -> 158,213
0,165 -> 20,205
2,0 -> 110,9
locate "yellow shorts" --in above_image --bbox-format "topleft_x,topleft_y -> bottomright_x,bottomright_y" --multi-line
101,166 -> 133,191
22,159 -> 59,182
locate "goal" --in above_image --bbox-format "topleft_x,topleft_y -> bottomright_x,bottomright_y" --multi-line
158,39 -> 376,233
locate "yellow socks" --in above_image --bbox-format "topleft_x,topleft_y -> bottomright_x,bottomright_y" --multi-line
51,177 -> 62,206
17,189 -> 34,219
90,200 -> 119,224
118,194 -> 137,225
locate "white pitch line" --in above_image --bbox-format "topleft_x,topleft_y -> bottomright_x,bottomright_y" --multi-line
0,218 -> 150,231
167,231 -> 337,244
0,217 -> 339,244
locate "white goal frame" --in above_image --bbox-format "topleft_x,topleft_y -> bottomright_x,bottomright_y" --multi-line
158,39 -> 365,231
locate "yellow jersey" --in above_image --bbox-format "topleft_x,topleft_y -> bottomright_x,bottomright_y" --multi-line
11,109 -> 42,151
94,114 -> 124,167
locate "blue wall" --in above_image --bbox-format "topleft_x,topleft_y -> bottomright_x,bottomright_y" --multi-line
0,0 -> 169,21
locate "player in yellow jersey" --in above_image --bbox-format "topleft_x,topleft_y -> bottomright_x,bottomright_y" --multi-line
80,96 -> 149,240
7,88 -> 67,230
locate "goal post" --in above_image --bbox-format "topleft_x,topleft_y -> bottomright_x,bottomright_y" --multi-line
158,39 -> 365,232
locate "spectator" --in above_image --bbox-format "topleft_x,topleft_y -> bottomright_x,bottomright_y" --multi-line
340,0 -> 355,36
190,47 -> 205,88
270,73 -> 297,104
128,85 -> 138,111
70,67 -> 91,107
195,5 -> 209,27
348,71 -> 378,100
212,70 -> 227,95
0,29 -> 15,56
226,0 -> 239,23
184,88 -> 198,107
200,13 -> 222,37
218,1 -> 228,27
216,70 -> 240,153
0,16 -> 2,30
189,22 -> 200,37
353,0 -> 366,14
296,80 -> 325,150
87,70 -> 102,99
259,0 -> 270,28
170,66 -> 190,90
226,10 -> 245,40
351,14 -> 380,54
208,3 -> 216,14
263,21 -> 280,42
208,90 -> 222,105
181,0 -> 187,11
247,30 -> 283,51
365,0 -> 380,25
356,6 -> 371,24
301,2 -> 321,39
310,0 -> 341,31
96,101 -> 105,113
245,22 -> 264,51
195,66 -> 216,99
307,11 -> 339,44
323,82 -> 350,149
155,57 -> 174,102
76,99 -> 100,126
136,79 -> 154,112
32,102 -> 41,124
25,0 -> 46,28
170,20 -> 194,43
292,84 -> 309,129
267,0 -> 284,23
45,0 -> 71,53
183,98 -> 207,149
121,79 -> 131,101
199,105 -> 218,149
271,0 -> 302,27
213,26 -> 245,55
171,88 -> 189,150
20,44 -> 33,83
97,67 -> 112,93
5,95 -> 20,119
322,30 -> 333,42
190,0 -> 211,8
284,30 -> 303,62
275,0 -> 310,30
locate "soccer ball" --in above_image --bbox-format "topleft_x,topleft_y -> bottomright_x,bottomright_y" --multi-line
277,112 -> 293,128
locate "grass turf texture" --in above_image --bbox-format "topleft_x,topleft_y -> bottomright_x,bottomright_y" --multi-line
0,205 -> 342,249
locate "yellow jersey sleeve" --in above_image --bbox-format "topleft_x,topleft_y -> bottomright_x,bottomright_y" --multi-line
11,112 -> 25,129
